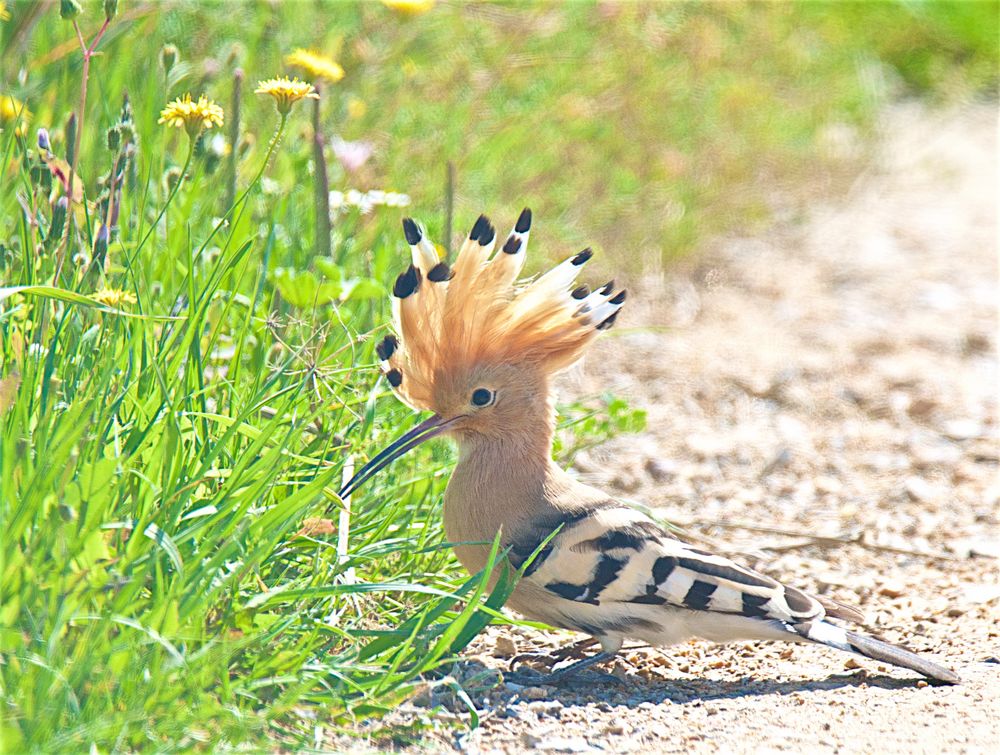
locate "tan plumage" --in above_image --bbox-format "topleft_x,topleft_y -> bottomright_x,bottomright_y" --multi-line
348,209 -> 960,686
381,210 -> 621,413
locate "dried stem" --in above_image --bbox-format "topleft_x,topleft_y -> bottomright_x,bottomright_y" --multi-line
52,15 -> 112,285
445,161 -> 455,258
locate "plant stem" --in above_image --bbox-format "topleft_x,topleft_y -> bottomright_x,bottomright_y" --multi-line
185,114 -> 287,263
312,92 -> 331,258
445,161 -> 455,258
132,140 -> 194,257
52,16 -> 112,285
224,68 -> 243,214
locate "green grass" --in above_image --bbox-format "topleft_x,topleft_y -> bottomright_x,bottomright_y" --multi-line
1,1 -> 996,750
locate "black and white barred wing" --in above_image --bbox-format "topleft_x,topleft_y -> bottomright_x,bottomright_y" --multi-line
518,504 -> 825,630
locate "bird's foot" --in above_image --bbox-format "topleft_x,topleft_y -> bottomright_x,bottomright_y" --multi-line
506,637 -> 599,674
505,650 -> 622,687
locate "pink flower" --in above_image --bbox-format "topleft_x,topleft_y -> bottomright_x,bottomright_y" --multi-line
331,136 -> 373,173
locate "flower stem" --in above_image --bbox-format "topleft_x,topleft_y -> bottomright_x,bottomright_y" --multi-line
258,114 -> 287,182
224,68 -> 243,214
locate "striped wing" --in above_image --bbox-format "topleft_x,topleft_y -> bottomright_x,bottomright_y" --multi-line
511,503 -> 826,627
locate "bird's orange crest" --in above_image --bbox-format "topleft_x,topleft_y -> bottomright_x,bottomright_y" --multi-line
376,209 -> 626,411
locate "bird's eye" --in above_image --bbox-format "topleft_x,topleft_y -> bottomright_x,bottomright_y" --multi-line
470,388 -> 495,407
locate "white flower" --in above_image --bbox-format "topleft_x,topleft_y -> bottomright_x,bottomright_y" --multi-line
209,133 -> 229,157
334,188 -> 412,214
261,177 -> 280,195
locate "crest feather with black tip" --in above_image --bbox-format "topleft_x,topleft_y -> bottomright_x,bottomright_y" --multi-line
380,209 -> 626,410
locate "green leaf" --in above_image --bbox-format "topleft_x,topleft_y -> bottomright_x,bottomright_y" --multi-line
0,285 -> 181,320
272,268 -> 341,308
315,258 -> 343,282
143,522 -> 185,578
342,278 -> 386,301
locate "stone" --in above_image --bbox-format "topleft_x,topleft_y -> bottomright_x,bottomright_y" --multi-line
904,476 -> 937,503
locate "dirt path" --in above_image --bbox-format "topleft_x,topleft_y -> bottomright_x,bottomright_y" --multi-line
420,104 -> 1000,754
348,104 -> 998,753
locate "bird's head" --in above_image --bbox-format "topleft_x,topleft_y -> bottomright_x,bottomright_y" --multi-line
340,208 -> 625,496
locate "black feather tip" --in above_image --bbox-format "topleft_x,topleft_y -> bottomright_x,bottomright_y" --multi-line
427,262 -> 454,282
596,311 -> 619,331
515,207 -> 532,233
386,368 -> 403,387
572,248 -> 593,266
470,214 -> 490,241
599,279 -> 615,295
393,265 -> 421,299
502,235 -> 522,255
609,289 -> 627,305
401,217 -> 421,246
376,334 -> 398,362
478,221 -> 496,246
571,285 -> 590,300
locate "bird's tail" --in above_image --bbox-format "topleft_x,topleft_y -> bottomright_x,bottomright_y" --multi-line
797,619 -> 961,684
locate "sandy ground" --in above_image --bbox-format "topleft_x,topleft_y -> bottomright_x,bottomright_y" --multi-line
343,104 -> 999,753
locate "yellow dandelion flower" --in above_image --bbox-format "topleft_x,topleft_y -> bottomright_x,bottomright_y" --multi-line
158,94 -> 224,138
0,2 -> 10,21
0,95 -> 31,137
91,288 -> 137,307
382,0 -> 435,15
285,49 -> 345,84
255,77 -> 319,116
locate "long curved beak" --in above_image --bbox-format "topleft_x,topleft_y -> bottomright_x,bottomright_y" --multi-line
339,414 -> 459,499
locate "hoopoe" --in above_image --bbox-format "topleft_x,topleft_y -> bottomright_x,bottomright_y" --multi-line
341,209 -> 960,685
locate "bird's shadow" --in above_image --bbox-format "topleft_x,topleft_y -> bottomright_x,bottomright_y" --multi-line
619,671 -> 923,705
500,668 -> 933,706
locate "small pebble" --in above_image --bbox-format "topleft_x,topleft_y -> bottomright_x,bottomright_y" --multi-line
941,418 -> 982,440
494,635 -> 518,656
521,686 -> 550,700
527,700 -> 563,717
879,580 -> 907,598
645,457 -> 679,482
904,476 -> 936,503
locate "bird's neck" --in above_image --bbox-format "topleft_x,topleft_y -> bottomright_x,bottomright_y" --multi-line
443,392 -> 561,571
453,392 -> 556,497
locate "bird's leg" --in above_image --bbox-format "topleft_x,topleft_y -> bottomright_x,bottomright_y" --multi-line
505,649 -> 621,687
546,650 -> 618,681
507,637 -> 599,673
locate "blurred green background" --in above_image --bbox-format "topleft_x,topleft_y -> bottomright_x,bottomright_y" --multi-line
4,1 -> 997,269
